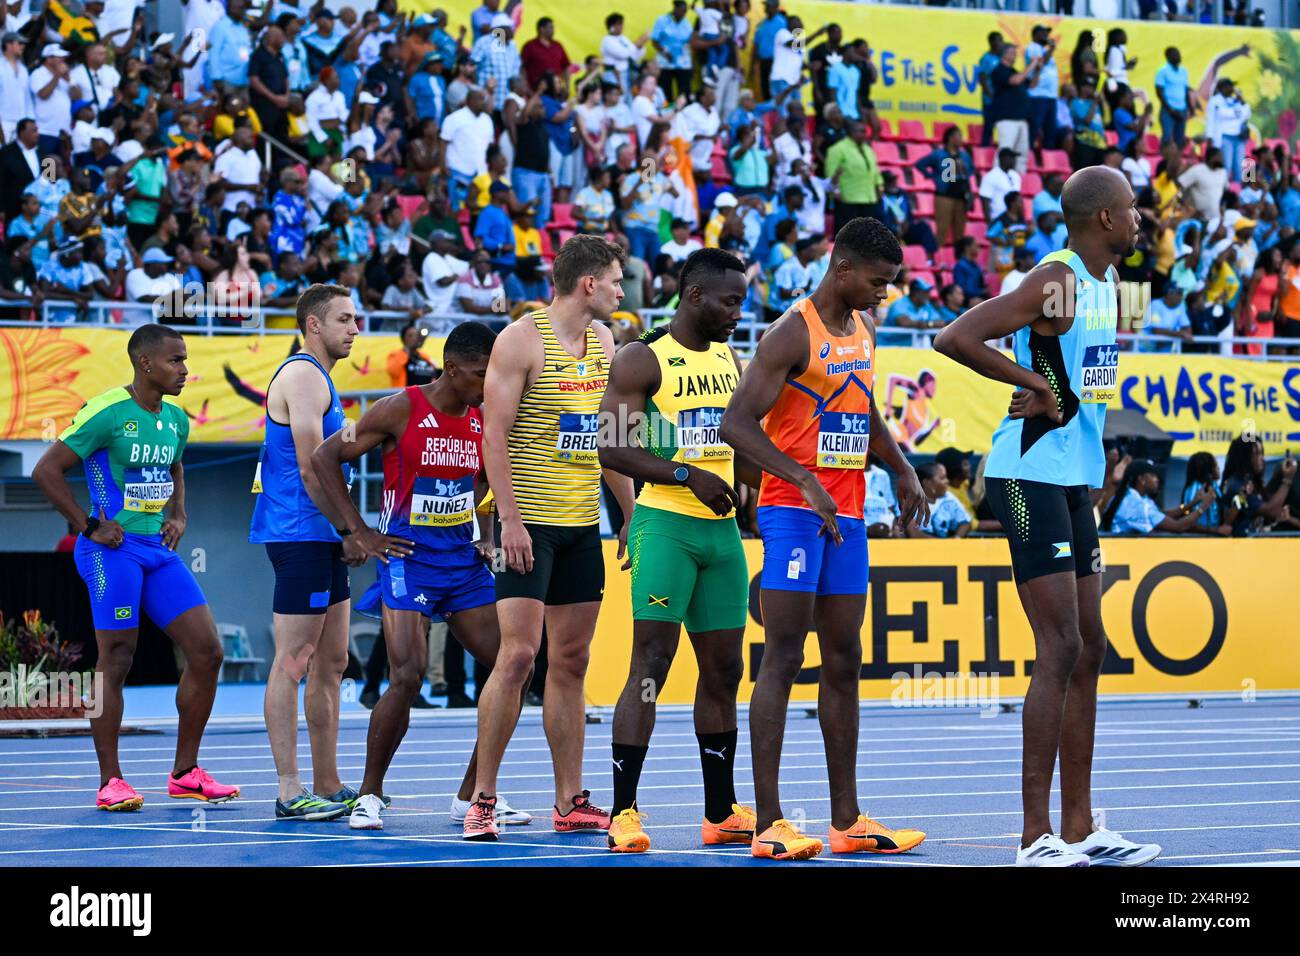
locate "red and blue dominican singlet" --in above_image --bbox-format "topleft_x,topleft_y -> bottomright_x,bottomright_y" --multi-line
378,386 -> 483,564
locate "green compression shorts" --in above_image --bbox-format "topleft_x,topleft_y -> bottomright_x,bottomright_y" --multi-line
627,504 -> 750,632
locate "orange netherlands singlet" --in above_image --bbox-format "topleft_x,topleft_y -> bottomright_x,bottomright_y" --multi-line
759,298 -> 875,519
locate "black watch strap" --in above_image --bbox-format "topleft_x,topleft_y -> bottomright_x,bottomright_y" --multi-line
82,516 -> 101,537
337,527 -> 353,536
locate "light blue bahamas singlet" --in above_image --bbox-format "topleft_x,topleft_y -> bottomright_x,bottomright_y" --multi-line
983,249 -> 1119,489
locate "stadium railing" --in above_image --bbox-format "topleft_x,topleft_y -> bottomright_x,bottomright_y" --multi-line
1,300 -> 1292,359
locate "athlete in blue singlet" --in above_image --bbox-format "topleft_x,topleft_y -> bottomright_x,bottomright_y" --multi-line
250,284 -> 411,822
935,167 -> 1161,868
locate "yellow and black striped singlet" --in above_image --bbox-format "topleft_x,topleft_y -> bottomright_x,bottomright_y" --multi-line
508,310 -> 610,526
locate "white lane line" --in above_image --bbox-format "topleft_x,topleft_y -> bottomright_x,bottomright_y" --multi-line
2,759 -> 1297,805
7,746 -> 1298,783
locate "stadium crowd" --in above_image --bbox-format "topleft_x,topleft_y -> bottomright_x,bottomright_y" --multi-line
0,0 -> 1294,539
0,0 -> 1291,354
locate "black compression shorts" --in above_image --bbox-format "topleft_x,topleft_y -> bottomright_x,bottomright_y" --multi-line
493,522 -> 605,605
983,478 -> 1100,585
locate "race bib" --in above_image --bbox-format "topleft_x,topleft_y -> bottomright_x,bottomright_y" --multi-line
816,411 -> 869,469
1080,344 -> 1118,404
124,466 -> 174,513
677,407 -> 731,462
554,413 -> 600,464
410,476 -> 475,527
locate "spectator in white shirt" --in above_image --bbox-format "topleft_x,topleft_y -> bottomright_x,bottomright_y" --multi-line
771,16 -> 823,96
632,73 -> 680,148
67,42 -> 120,122
305,65 -> 348,157
454,250 -> 507,315
421,230 -> 470,315
29,44 -> 71,156
677,83 -> 721,173
0,31 -> 33,143
213,126 -> 263,214
1205,79 -> 1252,184
601,13 -> 647,96
660,218 -> 703,261
126,247 -> 183,303
979,147 -> 1022,221
440,88 -> 495,211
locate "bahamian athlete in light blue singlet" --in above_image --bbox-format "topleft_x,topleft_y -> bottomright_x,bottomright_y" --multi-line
934,167 -> 1163,869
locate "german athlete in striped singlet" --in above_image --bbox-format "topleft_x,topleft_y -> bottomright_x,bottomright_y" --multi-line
597,249 -> 758,853
936,167 -> 1161,867
474,236 -> 637,837
721,218 -> 929,860
311,321 -> 532,835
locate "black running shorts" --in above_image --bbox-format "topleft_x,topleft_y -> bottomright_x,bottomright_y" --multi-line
983,478 -> 1099,585
494,522 -> 605,605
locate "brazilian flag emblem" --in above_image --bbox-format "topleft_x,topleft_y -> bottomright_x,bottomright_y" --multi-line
114,607 -> 131,620
667,357 -> 686,367
124,420 -> 138,435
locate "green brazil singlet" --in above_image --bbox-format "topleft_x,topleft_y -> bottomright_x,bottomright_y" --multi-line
59,386 -> 190,534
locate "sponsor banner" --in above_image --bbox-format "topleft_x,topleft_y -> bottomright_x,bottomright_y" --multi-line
586,537 -> 1298,706
422,1 -> 1296,140
6,329 -> 1298,453
875,346 -> 1300,457
0,328 -> 422,445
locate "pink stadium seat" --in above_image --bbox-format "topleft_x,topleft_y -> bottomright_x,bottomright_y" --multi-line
939,269 -> 954,288
1104,129 -> 1118,147
908,170 -> 935,193
984,272 -> 1003,296
396,195 -> 425,221
873,141 -> 903,166
877,117 -> 897,140
538,228 -> 554,260
934,246 -> 956,269
1143,133 -> 1160,156
1042,150 -> 1071,174
902,244 -> 930,269
967,202 -> 985,221
556,228 -> 576,247
933,121 -> 959,144
461,224 -> 474,249
898,119 -> 928,142
1021,171 -> 1043,197
911,191 -> 935,217
967,123 -> 984,144
711,155 -> 732,183
973,146 -> 996,171
911,270 -> 937,290
550,203 -> 577,229
966,221 -> 987,244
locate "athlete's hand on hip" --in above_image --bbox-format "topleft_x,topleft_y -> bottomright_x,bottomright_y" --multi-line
89,506 -> 124,548
349,528 -> 415,565
1008,379 -> 1062,423
895,466 -> 929,528
798,474 -> 842,546
686,466 -> 740,516
618,519 -> 632,570
501,518 -> 534,574
159,513 -> 186,551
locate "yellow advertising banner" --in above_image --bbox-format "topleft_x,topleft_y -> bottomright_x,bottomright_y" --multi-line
418,1 -> 1298,141
4,329 -> 1296,454
875,346 -> 1300,457
0,328 -> 428,444
586,536 -> 1298,706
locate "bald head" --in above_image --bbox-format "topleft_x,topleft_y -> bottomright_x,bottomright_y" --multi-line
1060,166 -> 1131,229
1060,165 -> 1138,256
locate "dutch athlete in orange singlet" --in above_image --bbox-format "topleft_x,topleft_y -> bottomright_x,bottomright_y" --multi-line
721,218 -> 931,861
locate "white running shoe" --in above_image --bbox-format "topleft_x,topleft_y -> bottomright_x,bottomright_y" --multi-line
1067,821 -> 1162,867
1015,833 -> 1091,867
451,794 -> 533,825
349,793 -> 385,830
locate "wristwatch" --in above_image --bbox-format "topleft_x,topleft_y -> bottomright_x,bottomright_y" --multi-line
83,515 -> 101,538
337,527 -> 353,537
673,465 -> 691,484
